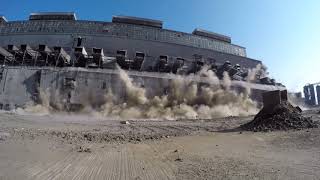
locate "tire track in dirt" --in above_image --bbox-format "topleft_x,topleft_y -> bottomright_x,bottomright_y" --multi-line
15,142 -> 176,180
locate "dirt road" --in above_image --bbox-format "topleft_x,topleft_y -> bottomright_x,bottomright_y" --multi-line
0,111 -> 319,180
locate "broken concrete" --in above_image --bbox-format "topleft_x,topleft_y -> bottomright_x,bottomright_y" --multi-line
241,90 -> 319,132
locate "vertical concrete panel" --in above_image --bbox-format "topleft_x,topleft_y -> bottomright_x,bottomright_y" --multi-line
316,86 -> 320,105
304,85 -> 316,106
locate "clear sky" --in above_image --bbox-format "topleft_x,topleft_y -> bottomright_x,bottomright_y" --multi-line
1,0 -> 320,92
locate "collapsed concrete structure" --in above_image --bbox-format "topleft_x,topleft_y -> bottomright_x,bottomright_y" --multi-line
242,90 -> 318,131
0,12 -> 285,111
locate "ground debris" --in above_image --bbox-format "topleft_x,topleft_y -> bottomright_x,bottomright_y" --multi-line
120,121 -> 130,125
0,132 -> 11,141
241,101 -> 319,132
76,145 -> 91,153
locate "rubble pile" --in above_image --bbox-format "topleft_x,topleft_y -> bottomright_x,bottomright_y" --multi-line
241,90 -> 319,132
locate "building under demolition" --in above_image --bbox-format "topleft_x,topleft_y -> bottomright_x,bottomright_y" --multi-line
0,12 -> 284,110
304,83 -> 320,106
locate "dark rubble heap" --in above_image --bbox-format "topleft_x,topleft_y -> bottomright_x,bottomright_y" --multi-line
241,91 -> 319,132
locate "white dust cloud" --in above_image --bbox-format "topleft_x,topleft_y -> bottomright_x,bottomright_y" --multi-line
98,66 -> 258,119
288,93 -> 308,110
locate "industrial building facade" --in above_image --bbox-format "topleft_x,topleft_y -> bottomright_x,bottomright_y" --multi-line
0,13 -> 283,111
0,13 -> 260,70
304,83 -> 320,106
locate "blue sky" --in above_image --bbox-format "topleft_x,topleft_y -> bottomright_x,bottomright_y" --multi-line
1,0 -> 320,92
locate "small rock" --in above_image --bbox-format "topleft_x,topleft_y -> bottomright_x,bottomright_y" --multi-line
174,149 -> 178,153
77,145 -> 91,153
175,158 -> 183,162
120,121 -> 130,125
77,146 -> 83,152
84,147 -> 91,153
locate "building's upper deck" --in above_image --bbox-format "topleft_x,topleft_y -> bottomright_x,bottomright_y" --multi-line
0,13 -> 247,57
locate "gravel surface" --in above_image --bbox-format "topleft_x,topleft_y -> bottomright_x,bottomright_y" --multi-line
0,111 -> 320,180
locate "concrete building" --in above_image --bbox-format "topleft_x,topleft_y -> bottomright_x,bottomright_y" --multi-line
304,84 -> 317,106
0,12 -> 284,110
0,12 -> 260,69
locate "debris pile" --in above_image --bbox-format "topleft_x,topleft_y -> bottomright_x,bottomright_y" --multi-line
242,90 -> 318,132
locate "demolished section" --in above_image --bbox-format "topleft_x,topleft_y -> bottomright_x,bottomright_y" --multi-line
98,67 -> 258,119
241,90 -> 318,132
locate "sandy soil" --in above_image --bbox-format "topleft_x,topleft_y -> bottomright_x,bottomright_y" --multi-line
0,111 -> 320,180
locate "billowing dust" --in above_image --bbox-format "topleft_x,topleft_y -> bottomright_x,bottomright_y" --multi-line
19,66 -> 260,120
288,93 -> 309,111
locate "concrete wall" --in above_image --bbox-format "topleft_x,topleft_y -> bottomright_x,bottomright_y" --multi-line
39,68 -> 174,108
0,67 -> 40,110
0,67 -> 285,110
316,86 -> 320,106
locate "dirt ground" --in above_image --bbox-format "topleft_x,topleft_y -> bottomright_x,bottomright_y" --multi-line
0,110 -> 320,180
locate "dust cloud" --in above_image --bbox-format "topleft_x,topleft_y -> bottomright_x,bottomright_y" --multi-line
19,66 -> 260,120
98,66 -> 259,119
288,93 -> 309,111
16,89 -> 52,115
247,64 -> 268,82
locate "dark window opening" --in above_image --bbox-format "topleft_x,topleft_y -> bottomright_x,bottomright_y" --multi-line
159,55 -> 168,63
102,82 -> 107,89
64,78 -> 76,89
4,104 -> 10,110
53,46 -> 62,52
135,52 -> 145,59
116,50 -> 127,57
92,48 -> 102,54
77,37 -> 82,47
176,57 -> 185,62
39,44 -> 46,51
74,47 -> 83,53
